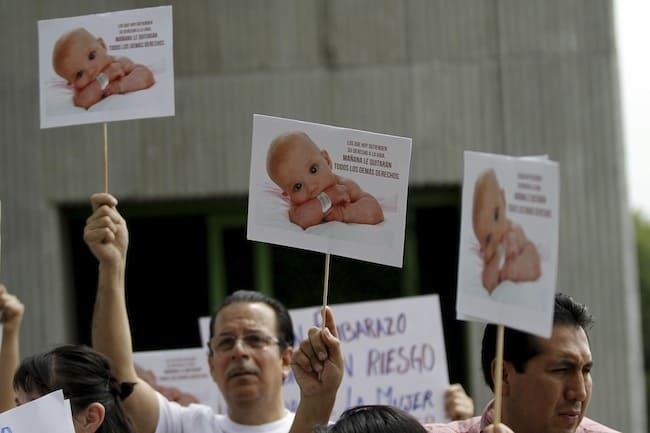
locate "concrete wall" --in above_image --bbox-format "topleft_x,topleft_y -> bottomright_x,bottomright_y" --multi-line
0,1 -> 643,431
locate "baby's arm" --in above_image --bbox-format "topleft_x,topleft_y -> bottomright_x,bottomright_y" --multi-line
500,224 -> 541,282
289,184 -> 350,229
105,57 -> 155,96
324,178 -> 383,225
73,80 -> 106,109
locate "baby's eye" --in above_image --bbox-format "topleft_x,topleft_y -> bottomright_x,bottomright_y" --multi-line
75,70 -> 84,81
89,51 -> 96,60
309,164 -> 318,174
293,183 -> 303,192
485,234 -> 492,246
494,207 -> 500,221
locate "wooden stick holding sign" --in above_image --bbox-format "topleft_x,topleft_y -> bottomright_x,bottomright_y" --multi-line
321,253 -> 331,329
103,123 -> 109,193
492,325 -> 505,426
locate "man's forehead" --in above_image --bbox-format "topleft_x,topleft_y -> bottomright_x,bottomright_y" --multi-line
535,325 -> 592,362
213,302 -> 277,333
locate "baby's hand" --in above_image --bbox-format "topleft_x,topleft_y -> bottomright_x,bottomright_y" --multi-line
104,79 -> 124,97
324,205 -> 345,223
104,62 -> 125,82
323,184 -> 350,205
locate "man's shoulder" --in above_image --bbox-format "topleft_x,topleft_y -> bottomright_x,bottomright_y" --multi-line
578,416 -> 621,433
422,416 -> 482,433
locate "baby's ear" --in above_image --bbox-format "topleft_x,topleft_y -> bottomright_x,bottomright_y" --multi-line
98,37 -> 106,49
321,149 -> 332,167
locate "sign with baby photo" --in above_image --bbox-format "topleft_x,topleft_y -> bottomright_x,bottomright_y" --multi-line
199,295 -> 450,423
247,114 -> 412,267
456,151 -> 559,338
133,348 -> 225,413
38,6 -> 174,128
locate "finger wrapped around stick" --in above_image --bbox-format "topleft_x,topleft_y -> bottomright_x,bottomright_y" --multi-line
84,226 -> 116,244
90,193 -> 118,211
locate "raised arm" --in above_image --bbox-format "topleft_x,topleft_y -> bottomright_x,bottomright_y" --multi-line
85,193 -> 160,433
0,284 -> 24,412
289,307 -> 343,433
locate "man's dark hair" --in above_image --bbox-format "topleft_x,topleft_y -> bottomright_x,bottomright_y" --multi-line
481,292 -> 594,390
207,290 -> 295,355
314,405 -> 427,433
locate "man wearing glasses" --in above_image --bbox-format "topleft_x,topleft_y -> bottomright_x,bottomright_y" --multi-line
85,193 -> 296,433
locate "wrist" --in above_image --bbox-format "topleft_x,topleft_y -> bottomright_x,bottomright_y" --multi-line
98,259 -> 126,283
96,72 -> 109,91
297,395 -> 336,425
316,192 -> 332,214
1,322 -> 21,337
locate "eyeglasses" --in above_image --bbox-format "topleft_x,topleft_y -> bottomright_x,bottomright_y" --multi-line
208,332 -> 280,353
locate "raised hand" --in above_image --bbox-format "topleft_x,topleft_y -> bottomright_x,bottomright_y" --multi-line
84,193 -> 128,266
291,307 -> 343,400
444,384 -> 474,421
0,284 -> 24,334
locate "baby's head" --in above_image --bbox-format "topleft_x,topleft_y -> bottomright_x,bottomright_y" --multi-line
52,28 -> 111,90
266,132 -> 337,205
472,169 -> 509,262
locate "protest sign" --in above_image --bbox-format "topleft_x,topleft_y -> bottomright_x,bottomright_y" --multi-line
38,6 -> 174,128
200,295 -> 450,423
133,347 -> 224,412
456,151 -> 559,338
0,390 -> 75,433
247,114 -> 412,267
